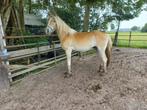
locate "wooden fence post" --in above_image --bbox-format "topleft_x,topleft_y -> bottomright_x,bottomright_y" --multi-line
0,15 -> 11,88
53,42 -> 57,65
128,31 -> 132,47
37,42 -> 41,63
0,16 -> 10,65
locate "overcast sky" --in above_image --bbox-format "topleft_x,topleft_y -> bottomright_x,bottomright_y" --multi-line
120,10 -> 147,29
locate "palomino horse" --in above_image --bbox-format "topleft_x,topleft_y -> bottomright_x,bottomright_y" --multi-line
46,15 -> 112,77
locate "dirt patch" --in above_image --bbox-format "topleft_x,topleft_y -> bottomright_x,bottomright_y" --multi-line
0,48 -> 147,110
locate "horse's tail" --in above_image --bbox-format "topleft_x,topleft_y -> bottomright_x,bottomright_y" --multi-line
105,35 -> 112,67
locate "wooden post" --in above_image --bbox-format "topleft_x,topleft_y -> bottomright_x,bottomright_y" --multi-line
0,15 -> 11,88
0,15 -> 10,65
53,42 -> 57,65
128,31 -> 132,47
37,42 -> 41,63
0,64 -> 10,90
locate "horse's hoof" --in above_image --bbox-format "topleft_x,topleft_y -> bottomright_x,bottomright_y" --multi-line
99,72 -> 104,76
64,72 -> 72,78
98,69 -> 104,73
97,69 -> 105,76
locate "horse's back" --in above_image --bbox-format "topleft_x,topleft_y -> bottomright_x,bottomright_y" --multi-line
72,31 -> 108,45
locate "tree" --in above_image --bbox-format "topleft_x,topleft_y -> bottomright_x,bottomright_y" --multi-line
0,0 -> 25,35
55,7 -> 82,31
0,0 -> 12,31
141,23 -> 147,32
112,0 -> 146,46
28,0 -> 32,14
131,26 -> 140,32
18,0 -> 25,33
52,0 -> 82,31
89,5 -> 113,31
78,0 -> 107,32
65,0 -> 109,31
110,23 -> 115,30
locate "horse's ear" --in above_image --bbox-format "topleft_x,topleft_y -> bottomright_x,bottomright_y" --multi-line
49,7 -> 57,16
51,10 -> 57,16
48,12 -> 52,18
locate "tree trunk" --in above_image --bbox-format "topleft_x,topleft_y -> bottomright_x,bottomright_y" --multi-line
18,0 -> 25,34
113,20 -> 120,46
28,0 -> 32,14
0,0 -> 12,31
83,4 -> 90,32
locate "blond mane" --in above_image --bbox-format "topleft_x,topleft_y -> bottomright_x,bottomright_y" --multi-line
54,16 -> 76,37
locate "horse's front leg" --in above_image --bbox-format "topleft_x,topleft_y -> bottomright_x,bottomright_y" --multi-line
64,48 -> 72,78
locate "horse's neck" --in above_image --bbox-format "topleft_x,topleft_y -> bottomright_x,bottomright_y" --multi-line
56,18 -> 76,42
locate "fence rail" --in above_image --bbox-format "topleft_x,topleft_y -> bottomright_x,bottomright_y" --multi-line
0,34 -> 78,83
109,32 -> 147,48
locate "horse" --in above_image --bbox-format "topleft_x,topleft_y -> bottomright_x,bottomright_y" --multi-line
46,15 -> 112,77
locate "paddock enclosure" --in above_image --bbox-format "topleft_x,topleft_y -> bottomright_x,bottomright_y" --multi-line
0,48 -> 147,110
0,26 -> 147,83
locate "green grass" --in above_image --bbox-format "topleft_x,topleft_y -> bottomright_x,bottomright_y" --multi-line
108,32 -> 147,48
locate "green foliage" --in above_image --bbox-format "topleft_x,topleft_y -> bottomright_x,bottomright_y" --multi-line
141,23 -> 147,32
111,0 -> 146,46
111,0 -> 144,21
89,6 -> 112,31
110,24 -> 115,30
54,6 -> 82,31
23,0 -> 146,32
131,26 -> 140,32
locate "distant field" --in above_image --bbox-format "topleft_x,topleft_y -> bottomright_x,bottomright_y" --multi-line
108,32 -> 147,48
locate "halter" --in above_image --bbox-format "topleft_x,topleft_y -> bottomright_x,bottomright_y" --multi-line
46,25 -> 55,34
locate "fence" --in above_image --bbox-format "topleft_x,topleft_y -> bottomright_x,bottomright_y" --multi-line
109,32 -> 147,48
1,34 -> 78,84
1,30 -> 147,85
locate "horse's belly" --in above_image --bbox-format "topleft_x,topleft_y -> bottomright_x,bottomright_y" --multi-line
74,47 -> 93,52
72,36 -> 97,52
73,43 -> 96,52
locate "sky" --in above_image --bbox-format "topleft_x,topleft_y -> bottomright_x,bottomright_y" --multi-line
120,10 -> 147,29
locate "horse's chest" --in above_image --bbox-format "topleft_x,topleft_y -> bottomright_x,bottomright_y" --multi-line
61,40 -> 72,50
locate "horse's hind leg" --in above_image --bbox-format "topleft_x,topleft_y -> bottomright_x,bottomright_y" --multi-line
98,48 -> 107,73
94,47 -> 105,72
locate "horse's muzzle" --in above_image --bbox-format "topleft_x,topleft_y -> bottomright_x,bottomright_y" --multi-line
45,26 -> 54,34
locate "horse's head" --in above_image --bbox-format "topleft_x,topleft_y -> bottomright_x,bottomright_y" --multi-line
46,15 -> 57,34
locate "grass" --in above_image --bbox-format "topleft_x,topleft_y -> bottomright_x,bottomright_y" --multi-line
108,32 -> 147,48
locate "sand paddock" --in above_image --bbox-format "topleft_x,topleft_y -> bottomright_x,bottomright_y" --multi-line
0,48 -> 147,110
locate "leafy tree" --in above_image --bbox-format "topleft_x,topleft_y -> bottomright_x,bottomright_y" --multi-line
112,0 -> 146,46
141,23 -> 147,32
25,0 -> 82,31
89,5 -> 113,31
131,26 -> 140,32
110,23 -> 115,30
52,0 -> 82,31
55,7 -> 82,31
0,0 -> 25,35
64,0 -> 109,31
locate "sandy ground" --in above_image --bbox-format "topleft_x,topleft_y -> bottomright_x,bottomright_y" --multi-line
0,48 -> 147,110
